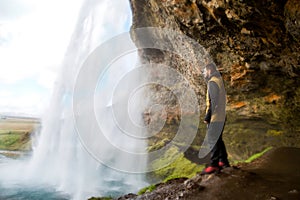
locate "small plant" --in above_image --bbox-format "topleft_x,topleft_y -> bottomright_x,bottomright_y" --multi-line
138,184 -> 156,195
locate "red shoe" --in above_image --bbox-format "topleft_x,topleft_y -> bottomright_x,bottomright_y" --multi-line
201,166 -> 219,175
218,161 -> 230,168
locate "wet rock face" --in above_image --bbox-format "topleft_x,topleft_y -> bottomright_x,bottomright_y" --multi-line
129,0 -> 300,156
284,0 -> 300,43
130,0 -> 299,90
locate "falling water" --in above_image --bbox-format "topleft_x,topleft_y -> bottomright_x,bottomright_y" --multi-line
0,0 -> 147,199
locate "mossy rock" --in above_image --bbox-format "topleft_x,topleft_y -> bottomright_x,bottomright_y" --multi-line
148,146 -> 203,182
138,184 -> 156,195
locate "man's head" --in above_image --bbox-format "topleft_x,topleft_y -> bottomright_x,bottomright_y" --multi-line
204,63 -> 217,79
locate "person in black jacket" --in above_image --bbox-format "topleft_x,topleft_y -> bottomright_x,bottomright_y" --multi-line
201,63 -> 230,174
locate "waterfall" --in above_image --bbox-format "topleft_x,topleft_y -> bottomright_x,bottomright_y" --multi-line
0,0 -> 147,199
28,0 -> 148,198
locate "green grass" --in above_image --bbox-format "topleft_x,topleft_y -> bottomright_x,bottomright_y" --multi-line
0,131 -> 31,151
138,184 -> 156,195
0,118 -> 38,151
0,133 -> 21,146
244,146 -> 273,163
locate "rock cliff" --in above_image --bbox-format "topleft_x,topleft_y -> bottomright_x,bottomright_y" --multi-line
89,1 -> 300,199
129,0 -> 300,160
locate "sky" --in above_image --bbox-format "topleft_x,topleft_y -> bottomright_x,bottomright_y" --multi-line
0,0 -> 84,116
0,0 -> 134,117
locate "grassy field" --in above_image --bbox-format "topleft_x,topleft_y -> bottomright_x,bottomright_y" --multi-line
0,117 -> 40,151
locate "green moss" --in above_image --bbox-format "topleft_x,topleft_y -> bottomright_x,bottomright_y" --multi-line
147,137 -> 170,152
223,111 -> 285,161
245,147 -> 272,163
151,146 -> 203,182
266,130 -> 283,136
140,146 -> 203,196
137,184 -> 156,195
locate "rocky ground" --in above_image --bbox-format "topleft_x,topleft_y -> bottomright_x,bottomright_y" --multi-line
114,147 -> 300,200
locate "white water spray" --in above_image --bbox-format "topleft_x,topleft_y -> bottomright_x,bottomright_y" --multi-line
0,0 -> 212,198
0,0 -> 147,199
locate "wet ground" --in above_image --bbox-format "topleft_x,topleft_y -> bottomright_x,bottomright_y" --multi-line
117,147 -> 300,200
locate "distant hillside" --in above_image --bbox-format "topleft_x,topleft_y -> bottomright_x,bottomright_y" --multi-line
0,116 -> 40,152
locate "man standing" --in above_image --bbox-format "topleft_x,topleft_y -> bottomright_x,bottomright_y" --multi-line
201,63 -> 230,174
